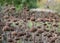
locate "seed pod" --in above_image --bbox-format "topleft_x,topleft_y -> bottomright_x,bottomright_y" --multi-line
41,19 -> 45,23
50,30 -> 55,33
15,37 -> 20,40
10,7 -> 15,10
29,27 -> 37,33
27,17 -> 30,20
30,16 -> 35,21
3,15 -> 9,19
44,29 -> 49,32
10,27 -> 14,31
50,37 -> 57,43
23,19 -> 26,22
7,19 -> 11,22
6,22 -> 12,27
13,19 -> 18,22
44,23 -> 47,26
47,33 -> 52,38
26,34 -> 31,38
15,22 -> 19,25
37,29 -> 44,34
36,33 -> 39,36
0,36 -> 2,40
2,26 -> 10,31
36,18 -> 41,22
11,31 -> 17,36
24,38 -> 28,41
17,32 -> 24,37
53,24 -> 58,27
29,38 -> 33,41
8,38 -> 13,42
37,26 -> 41,28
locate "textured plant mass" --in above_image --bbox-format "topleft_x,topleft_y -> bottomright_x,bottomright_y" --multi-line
0,4 -> 60,43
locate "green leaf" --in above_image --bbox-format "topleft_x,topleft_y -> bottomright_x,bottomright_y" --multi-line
27,20 -> 33,28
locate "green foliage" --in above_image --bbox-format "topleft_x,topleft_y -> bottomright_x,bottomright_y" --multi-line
27,20 -> 33,28
0,0 -> 37,9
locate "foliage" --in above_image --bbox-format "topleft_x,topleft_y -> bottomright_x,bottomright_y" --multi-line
0,0 -> 38,9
